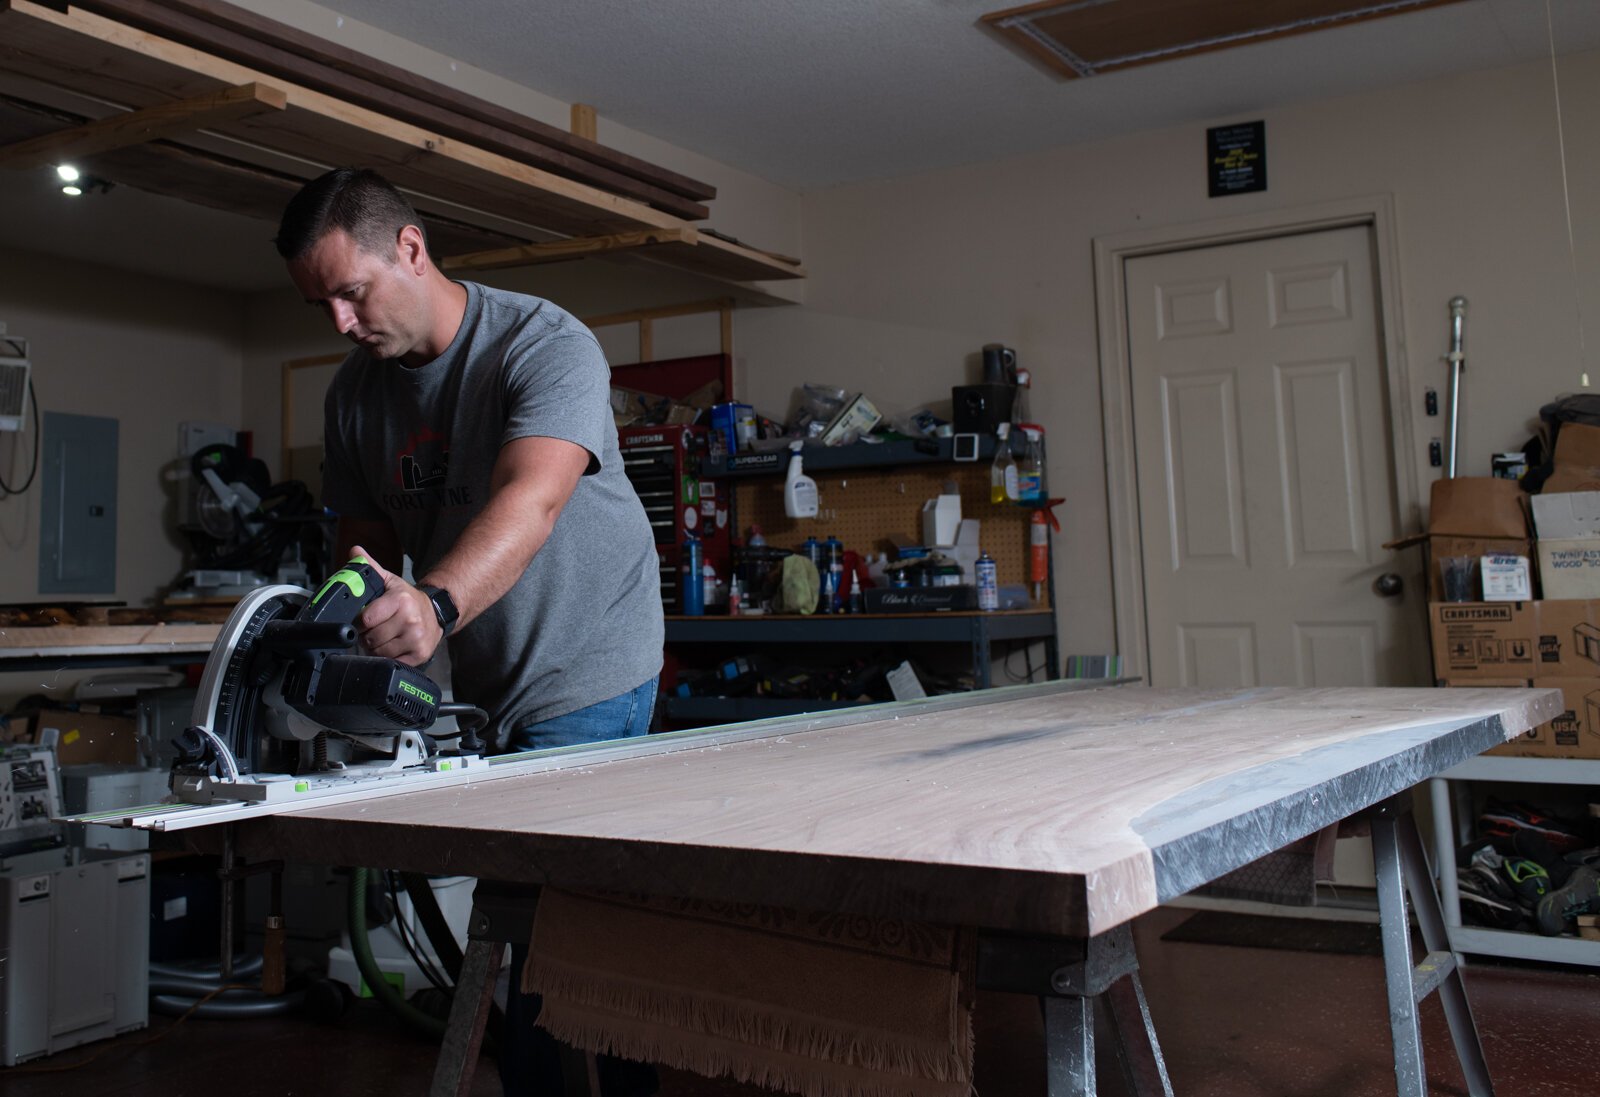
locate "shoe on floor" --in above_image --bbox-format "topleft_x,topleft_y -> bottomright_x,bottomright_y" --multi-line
1503,857 -> 1552,904
1479,800 -> 1588,855
1534,865 -> 1600,936
1458,869 -> 1526,929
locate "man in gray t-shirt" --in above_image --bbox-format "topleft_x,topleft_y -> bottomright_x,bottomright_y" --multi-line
275,168 -> 663,751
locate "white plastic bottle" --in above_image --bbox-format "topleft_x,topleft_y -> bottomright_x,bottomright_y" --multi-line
784,441 -> 819,518
990,423 -> 1018,504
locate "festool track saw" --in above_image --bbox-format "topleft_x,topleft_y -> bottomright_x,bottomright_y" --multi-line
169,557 -> 490,807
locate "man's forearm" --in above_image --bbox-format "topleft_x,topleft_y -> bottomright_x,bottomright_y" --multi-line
417,479 -> 559,631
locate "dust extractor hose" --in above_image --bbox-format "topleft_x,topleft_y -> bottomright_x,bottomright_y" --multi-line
348,866 -> 448,1038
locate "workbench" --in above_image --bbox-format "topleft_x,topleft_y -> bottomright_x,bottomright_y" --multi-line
218,681 -> 1557,1097
0,624 -> 220,672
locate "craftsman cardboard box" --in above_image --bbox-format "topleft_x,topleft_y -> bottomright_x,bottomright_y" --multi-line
1529,599 -> 1600,677
1532,491 -> 1600,599
30,708 -> 139,766
1438,678 -> 1547,756
1429,602 -> 1537,680
1509,678 -> 1600,759
1387,478 -> 1530,600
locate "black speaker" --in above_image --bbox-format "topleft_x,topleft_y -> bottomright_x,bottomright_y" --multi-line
952,384 -> 1015,435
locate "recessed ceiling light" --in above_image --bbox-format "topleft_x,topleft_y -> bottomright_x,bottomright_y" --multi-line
56,164 -> 80,182
61,185 -> 83,197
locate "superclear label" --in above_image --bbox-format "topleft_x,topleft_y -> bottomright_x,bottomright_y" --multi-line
728,453 -> 782,471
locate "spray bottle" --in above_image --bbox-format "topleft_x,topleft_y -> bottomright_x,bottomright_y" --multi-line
784,441 -> 819,519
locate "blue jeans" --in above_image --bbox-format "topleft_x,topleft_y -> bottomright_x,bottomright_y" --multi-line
500,679 -> 659,1096
506,678 -> 657,753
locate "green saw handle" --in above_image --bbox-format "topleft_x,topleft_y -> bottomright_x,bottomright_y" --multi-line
299,557 -> 386,625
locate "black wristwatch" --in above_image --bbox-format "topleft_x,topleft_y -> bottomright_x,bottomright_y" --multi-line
418,584 -> 460,637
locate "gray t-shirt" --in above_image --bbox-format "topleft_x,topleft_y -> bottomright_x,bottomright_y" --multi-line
322,281 -> 663,731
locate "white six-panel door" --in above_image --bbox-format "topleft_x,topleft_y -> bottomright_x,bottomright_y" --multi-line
1125,225 -> 1424,688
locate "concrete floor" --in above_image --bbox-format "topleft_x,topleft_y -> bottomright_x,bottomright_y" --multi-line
6,907 -> 1596,1096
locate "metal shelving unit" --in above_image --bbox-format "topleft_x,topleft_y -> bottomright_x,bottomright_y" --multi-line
1429,754 -> 1600,966
665,434 -> 1058,730
698,434 -> 1017,479
664,610 -> 1058,690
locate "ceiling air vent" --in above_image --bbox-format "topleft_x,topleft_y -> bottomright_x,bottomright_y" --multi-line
981,0 -> 1467,79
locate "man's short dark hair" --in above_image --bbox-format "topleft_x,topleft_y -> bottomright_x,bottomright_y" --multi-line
274,168 -> 426,261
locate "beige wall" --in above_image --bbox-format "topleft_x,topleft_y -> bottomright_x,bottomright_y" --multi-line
237,0 -> 806,301
0,246 -> 244,606
15,33 -> 1598,682
727,50 -> 1600,662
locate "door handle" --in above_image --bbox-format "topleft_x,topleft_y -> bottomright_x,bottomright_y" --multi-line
1374,572 -> 1403,597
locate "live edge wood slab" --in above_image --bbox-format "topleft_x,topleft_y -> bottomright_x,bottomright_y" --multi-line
225,683 -> 1558,939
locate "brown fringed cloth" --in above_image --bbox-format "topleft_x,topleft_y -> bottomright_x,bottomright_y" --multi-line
524,889 -> 975,1097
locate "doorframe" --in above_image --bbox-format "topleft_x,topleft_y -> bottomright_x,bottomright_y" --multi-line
1091,194 -> 1419,681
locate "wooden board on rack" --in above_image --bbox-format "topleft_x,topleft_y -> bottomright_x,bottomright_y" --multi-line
72,0 -> 716,202
0,1 -> 803,282
65,0 -> 711,219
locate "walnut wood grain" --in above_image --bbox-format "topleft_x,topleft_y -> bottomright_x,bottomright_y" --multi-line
230,685 -> 1558,938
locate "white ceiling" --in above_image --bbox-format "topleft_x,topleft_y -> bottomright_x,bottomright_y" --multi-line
3,0 -> 1599,293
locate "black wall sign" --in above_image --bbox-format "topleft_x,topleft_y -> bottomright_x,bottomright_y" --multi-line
1208,121 -> 1266,197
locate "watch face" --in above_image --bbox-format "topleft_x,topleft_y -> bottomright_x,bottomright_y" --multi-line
423,586 -> 458,631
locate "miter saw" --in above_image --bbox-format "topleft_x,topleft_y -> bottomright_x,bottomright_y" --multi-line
169,558 -> 489,806
174,443 -> 327,598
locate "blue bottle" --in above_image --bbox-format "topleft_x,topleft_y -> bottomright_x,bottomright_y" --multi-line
681,536 -> 704,615
801,536 -> 822,569
824,535 -> 844,613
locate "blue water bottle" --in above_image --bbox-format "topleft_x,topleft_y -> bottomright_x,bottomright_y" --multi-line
681,536 -> 705,615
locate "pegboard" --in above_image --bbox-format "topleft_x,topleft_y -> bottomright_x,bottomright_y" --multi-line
732,462 -> 1042,596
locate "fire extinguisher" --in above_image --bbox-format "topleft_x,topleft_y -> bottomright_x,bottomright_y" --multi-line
1030,499 -> 1063,603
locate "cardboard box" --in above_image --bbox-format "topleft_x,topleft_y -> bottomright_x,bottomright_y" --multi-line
1438,678 -> 1546,756
1542,422 -> 1600,494
1387,478 -> 1531,600
821,392 -> 882,446
31,709 -> 139,766
1507,678 -> 1600,759
1533,491 -> 1600,599
1537,540 -> 1600,599
1529,599 -> 1600,677
1429,602 -> 1537,680
1428,477 -> 1530,537
921,491 -> 962,547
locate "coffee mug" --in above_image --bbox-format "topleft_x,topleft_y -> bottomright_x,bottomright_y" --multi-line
982,344 -> 1017,384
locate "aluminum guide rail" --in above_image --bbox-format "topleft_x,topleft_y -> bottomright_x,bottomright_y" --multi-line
63,677 -> 1130,832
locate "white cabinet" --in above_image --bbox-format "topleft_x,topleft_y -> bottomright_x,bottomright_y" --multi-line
1429,756 -> 1600,966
